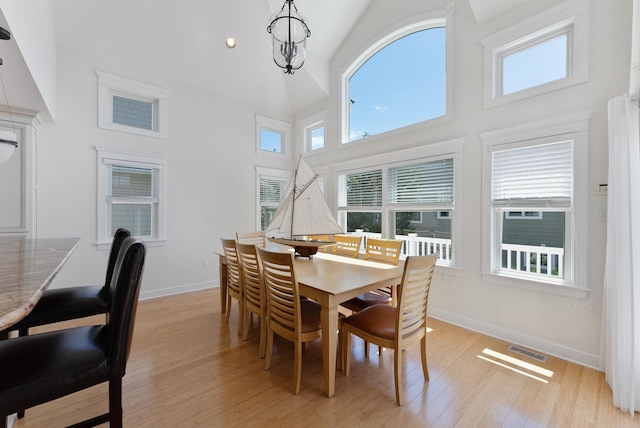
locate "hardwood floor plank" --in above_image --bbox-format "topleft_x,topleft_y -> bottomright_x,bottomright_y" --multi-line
11,288 -> 638,427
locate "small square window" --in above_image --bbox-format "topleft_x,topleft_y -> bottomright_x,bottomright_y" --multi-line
260,129 -> 283,153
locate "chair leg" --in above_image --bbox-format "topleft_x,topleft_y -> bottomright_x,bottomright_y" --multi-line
364,340 -> 370,356
394,349 -> 404,406
237,297 -> 244,336
264,327 -> 274,370
18,328 -> 28,337
241,304 -> 250,341
225,294 -> 232,324
258,315 -> 267,359
421,336 -> 429,381
294,340 -> 303,395
109,378 -> 123,428
344,330 -> 353,376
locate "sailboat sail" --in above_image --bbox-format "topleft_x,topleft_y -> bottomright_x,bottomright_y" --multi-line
266,156 -> 342,238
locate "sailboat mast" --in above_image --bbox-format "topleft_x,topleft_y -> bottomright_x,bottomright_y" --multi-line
289,160 -> 299,239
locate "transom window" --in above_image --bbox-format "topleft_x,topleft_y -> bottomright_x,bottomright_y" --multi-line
97,71 -> 167,138
256,115 -> 291,156
482,1 -> 588,108
341,11 -> 453,144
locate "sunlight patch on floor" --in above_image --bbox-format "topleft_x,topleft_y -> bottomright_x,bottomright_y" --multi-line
477,348 -> 554,383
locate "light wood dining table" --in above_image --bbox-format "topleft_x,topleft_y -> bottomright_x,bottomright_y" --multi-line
217,244 -> 403,397
0,236 -> 80,331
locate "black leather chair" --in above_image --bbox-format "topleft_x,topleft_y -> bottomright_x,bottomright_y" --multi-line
0,228 -> 131,340
0,237 -> 146,428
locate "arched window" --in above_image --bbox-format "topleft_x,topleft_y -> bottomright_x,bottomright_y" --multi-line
342,13 -> 452,144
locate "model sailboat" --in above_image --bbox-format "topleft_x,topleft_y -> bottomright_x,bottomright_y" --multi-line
266,155 -> 342,257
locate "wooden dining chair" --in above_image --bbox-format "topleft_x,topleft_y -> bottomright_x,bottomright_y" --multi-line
342,253 -> 438,405
341,237 -> 403,355
308,234 -> 331,253
332,234 -> 362,258
236,231 -> 266,247
220,238 -> 244,336
341,237 -> 402,312
0,228 -> 131,341
257,246 -> 323,395
236,241 -> 267,358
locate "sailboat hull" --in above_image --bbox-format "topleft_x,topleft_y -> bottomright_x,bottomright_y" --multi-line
268,238 -> 335,257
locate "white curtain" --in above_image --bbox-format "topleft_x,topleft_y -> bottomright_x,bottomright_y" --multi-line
604,94 -> 640,415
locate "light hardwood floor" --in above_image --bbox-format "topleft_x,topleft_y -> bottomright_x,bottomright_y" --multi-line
12,289 -> 638,427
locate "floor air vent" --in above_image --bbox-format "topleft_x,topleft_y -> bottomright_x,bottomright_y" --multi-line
507,345 -> 548,363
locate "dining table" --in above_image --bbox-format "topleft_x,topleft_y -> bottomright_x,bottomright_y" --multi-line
217,243 -> 403,397
0,236 -> 80,331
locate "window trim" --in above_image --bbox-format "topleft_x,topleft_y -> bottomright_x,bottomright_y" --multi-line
339,6 -> 454,145
97,71 -> 167,138
480,113 -> 590,298
96,147 -> 167,249
481,0 -> 588,109
334,138 -> 463,271
256,114 -> 291,157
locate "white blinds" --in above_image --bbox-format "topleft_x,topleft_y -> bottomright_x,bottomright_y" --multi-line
387,158 -> 454,204
338,170 -> 383,207
492,140 -> 573,206
260,177 -> 287,204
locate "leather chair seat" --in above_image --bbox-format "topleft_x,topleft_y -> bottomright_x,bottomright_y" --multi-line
8,286 -> 107,333
343,304 -> 396,341
0,326 -> 107,415
300,299 -> 322,333
341,291 -> 391,312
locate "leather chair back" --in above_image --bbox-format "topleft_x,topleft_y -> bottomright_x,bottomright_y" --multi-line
106,237 -> 146,377
100,228 -> 132,298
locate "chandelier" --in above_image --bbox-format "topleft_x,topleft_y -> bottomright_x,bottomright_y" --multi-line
267,0 -> 311,75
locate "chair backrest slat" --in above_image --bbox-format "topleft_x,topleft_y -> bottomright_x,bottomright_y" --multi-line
365,238 -> 402,266
221,238 -> 242,295
257,248 -> 300,339
333,235 -> 362,258
236,231 -> 266,247
396,253 -> 438,344
236,242 -> 263,312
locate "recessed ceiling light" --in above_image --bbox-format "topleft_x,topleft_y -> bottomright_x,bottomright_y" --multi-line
225,38 -> 236,49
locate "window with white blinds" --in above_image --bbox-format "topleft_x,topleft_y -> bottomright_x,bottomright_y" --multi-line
388,158 -> 454,204
338,170 -> 383,207
492,140 -> 572,207
97,147 -> 166,248
109,165 -> 159,237
257,169 -> 289,231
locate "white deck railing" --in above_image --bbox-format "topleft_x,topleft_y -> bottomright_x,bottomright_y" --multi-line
501,243 -> 564,277
350,230 -> 451,262
348,231 -> 563,279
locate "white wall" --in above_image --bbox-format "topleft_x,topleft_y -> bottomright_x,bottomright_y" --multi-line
37,45 -> 294,299
304,0 -> 629,368
27,0 -> 632,369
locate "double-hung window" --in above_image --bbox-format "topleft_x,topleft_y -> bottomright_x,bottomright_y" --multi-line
336,142 -> 461,266
97,148 -> 166,248
481,115 -> 589,297
257,168 -> 289,231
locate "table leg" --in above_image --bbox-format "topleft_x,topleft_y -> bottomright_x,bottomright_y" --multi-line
218,254 -> 227,313
320,296 -> 338,397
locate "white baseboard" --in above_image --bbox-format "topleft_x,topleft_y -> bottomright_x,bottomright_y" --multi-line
139,280 -> 217,300
428,306 -> 601,370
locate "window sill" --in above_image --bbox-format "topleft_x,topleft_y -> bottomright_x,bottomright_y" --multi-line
481,271 -> 589,299
96,238 -> 166,251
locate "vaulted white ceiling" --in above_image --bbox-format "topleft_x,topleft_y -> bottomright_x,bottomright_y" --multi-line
1,0 -> 533,119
